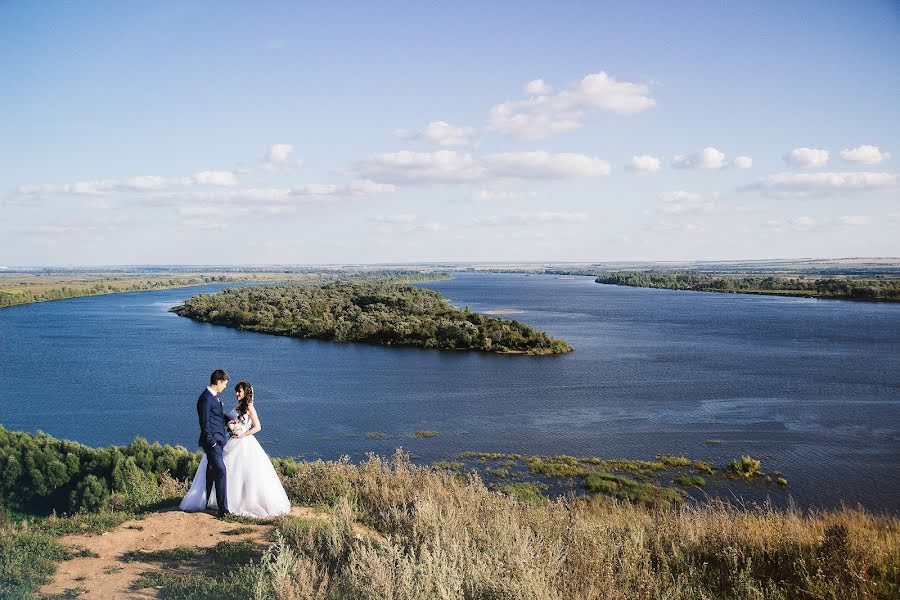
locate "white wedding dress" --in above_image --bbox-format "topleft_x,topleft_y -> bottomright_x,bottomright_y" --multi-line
180,409 -> 291,518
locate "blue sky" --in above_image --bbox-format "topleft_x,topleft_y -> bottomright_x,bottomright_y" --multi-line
2,0 -> 898,265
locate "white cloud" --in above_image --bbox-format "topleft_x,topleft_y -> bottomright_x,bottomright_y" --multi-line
524,79 -> 552,95
192,170 -> 238,186
350,150 -> 482,184
783,147 -> 829,168
482,152 -> 611,179
350,150 -> 609,184
733,156 -> 753,169
626,154 -> 661,173
486,71 -> 655,140
261,144 -> 303,170
840,145 -> 891,165
395,121 -> 477,147
672,147 -> 727,169
740,171 -> 900,197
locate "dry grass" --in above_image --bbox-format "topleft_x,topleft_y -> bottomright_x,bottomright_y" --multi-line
266,450 -> 900,599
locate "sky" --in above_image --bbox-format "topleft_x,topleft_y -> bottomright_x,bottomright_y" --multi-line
1,0 -> 898,266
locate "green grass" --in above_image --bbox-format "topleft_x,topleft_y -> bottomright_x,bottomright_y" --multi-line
365,431 -> 390,440
34,512 -> 135,536
657,454 -> 693,468
495,482 -> 547,504
729,455 -> 763,478
223,526 -> 256,536
0,529 -> 73,600
585,472 -> 685,507
413,430 -> 440,438
675,474 -> 707,487
122,546 -> 204,565
431,460 -> 465,472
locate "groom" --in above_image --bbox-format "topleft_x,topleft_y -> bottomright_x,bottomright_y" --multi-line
197,369 -> 231,518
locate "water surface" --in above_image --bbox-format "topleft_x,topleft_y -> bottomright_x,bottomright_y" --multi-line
1,274 -> 897,511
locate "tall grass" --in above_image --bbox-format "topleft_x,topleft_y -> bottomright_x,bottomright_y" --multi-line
262,450 -> 900,599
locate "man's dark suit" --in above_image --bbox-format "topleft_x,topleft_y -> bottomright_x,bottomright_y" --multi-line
197,388 -> 230,516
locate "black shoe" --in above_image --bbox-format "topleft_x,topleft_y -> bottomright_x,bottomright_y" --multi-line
217,511 -> 231,520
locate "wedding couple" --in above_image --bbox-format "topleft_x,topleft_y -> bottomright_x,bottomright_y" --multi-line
179,369 -> 291,518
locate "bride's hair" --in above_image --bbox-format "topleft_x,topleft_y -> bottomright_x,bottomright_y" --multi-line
235,381 -> 253,417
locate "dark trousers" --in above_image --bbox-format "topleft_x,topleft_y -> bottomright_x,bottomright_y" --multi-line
202,442 -> 228,515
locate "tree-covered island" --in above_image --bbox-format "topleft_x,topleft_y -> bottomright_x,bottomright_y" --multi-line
594,271 -> 900,301
171,281 -> 572,354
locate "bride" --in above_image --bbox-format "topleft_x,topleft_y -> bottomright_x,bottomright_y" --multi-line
180,381 -> 291,518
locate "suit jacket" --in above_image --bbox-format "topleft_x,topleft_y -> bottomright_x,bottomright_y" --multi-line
197,388 -> 229,449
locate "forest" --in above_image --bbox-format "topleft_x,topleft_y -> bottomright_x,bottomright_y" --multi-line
171,281 -> 572,354
594,271 -> 900,300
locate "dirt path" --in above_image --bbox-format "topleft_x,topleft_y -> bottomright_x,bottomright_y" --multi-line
39,506 -> 351,599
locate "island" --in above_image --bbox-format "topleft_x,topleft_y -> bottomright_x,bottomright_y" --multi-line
171,281 -> 573,354
593,271 -> 900,301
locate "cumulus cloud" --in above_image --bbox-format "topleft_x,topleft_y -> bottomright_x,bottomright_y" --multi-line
350,150 -> 482,184
740,171 -> 900,198
524,79 -> 552,95
840,145 -> 891,165
626,154 -> 661,173
350,150 -> 609,184
783,147 -> 829,168
733,156 -> 753,169
482,152 -> 610,179
395,121 -> 477,147
261,144 -> 303,170
192,170 -> 238,186
672,147 -> 727,170
486,71 -> 655,140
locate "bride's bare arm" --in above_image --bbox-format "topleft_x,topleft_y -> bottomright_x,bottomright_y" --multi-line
242,403 -> 262,437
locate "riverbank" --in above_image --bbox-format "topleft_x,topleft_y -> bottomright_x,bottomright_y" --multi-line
2,428 -> 897,599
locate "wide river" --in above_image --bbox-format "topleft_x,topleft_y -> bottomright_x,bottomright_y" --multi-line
1,274 -> 898,511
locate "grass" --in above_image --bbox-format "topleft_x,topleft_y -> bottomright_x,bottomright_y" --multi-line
495,482 -> 547,504
267,452 -> 900,599
128,541 -> 263,599
584,472 -> 685,507
675,474 -> 707,487
5,450 -> 899,599
365,431 -> 389,440
223,526 -> 257,536
412,429 -> 440,438
431,460 -> 465,472
729,455 -> 763,479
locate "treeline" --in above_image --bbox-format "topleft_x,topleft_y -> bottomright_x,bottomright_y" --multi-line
0,426 -> 200,514
594,271 -> 900,301
0,276 -> 235,309
172,281 -> 572,354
